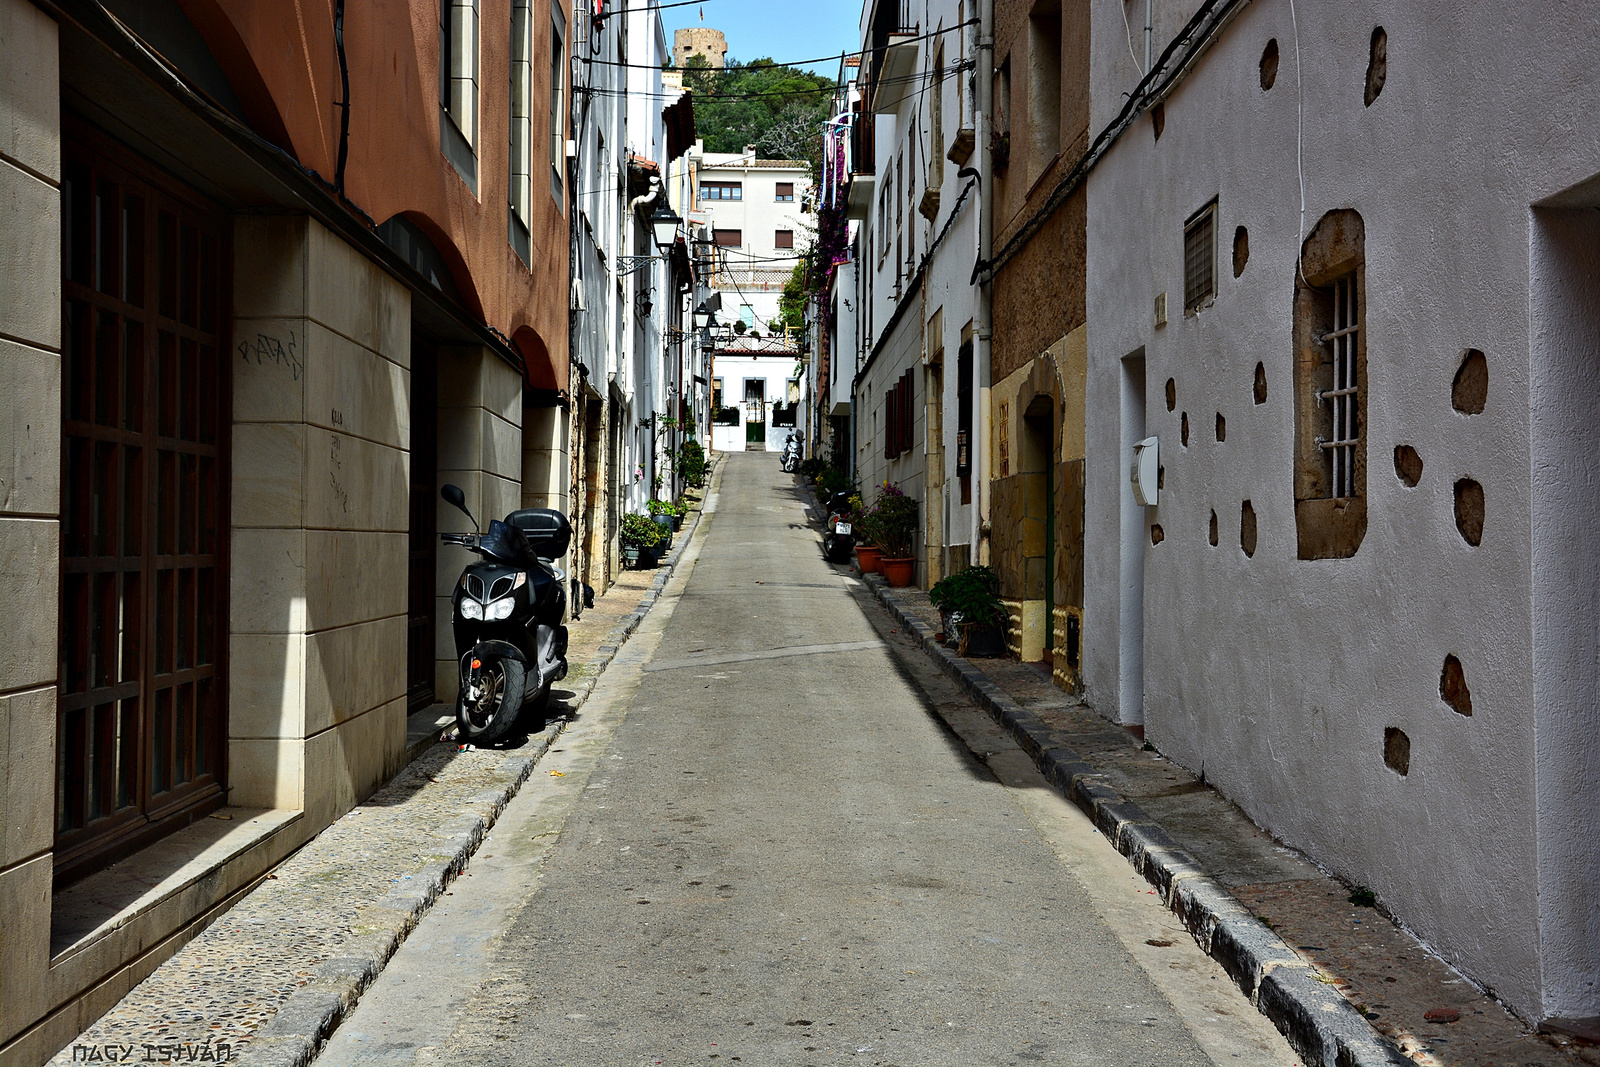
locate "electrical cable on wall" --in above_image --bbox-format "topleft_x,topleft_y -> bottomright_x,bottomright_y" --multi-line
1289,0 -> 1308,286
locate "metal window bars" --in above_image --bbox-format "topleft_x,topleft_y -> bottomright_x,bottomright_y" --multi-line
1317,273 -> 1360,498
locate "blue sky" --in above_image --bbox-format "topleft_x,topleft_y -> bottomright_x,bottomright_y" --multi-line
660,0 -> 860,76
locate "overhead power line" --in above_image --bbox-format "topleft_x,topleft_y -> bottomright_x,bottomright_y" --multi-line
582,19 -> 978,73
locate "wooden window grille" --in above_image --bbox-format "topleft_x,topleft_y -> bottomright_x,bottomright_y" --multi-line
774,182 -> 795,202
713,228 -> 742,247
56,131 -> 229,882
774,229 -> 794,250
1184,201 -> 1216,315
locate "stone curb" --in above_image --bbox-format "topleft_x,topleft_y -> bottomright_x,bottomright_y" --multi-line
863,574 -> 1409,1067
238,471 -> 717,1067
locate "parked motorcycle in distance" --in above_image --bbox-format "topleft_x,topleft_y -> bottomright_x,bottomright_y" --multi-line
440,484 -> 571,747
780,432 -> 802,473
822,490 -> 855,563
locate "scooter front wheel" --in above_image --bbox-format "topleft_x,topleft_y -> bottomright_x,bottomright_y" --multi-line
456,655 -> 526,747
517,676 -> 553,733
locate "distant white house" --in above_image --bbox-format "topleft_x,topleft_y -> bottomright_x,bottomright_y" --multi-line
710,337 -> 803,454
676,143 -> 812,339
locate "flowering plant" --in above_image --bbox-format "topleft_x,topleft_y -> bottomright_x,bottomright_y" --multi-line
870,482 -> 919,558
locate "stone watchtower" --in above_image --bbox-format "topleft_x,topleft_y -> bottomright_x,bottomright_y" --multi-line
673,27 -> 728,68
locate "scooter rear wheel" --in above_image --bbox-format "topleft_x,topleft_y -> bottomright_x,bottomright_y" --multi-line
455,655 -> 526,747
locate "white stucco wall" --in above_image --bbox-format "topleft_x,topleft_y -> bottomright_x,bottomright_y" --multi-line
1081,0 -> 1600,1022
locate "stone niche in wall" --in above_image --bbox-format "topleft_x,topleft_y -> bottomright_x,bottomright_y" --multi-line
1292,209 -> 1368,560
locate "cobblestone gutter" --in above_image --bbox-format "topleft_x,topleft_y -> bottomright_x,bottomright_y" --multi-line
50,488 -> 713,1067
864,573 -> 1410,1067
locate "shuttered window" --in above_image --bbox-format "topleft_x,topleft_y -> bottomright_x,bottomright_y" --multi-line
1184,200 -> 1216,315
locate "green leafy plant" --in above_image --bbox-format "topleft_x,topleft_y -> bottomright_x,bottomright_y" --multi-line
677,440 -> 707,488
815,465 -> 851,496
870,482 -> 919,558
621,513 -> 666,549
647,499 -> 675,517
928,565 -> 1006,630
798,457 -> 826,480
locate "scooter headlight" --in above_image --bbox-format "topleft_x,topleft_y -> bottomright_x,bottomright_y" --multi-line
485,596 -> 516,621
459,598 -> 483,621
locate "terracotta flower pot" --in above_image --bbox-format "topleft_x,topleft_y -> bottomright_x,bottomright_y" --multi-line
881,556 -> 916,587
855,545 -> 883,574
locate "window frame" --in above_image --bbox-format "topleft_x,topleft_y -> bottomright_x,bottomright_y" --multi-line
1183,199 -> 1217,315
699,181 -> 743,202
56,123 -> 232,885
440,0 -> 481,189
774,182 -> 795,202
550,3 -> 566,203
713,228 -> 743,247
1292,208 -> 1368,559
508,0 -> 533,261
774,229 -> 794,250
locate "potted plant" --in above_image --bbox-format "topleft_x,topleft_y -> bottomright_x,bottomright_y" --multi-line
678,440 -> 707,489
853,497 -> 884,574
928,565 -> 1007,656
621,512 -> 665,568
872,482 -> 919,588
646,499 -> 676,547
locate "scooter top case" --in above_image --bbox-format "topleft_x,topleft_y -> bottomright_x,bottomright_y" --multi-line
506,508 -> 572,561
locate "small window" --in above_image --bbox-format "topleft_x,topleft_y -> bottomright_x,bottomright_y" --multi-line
440,0 -> 481,185
1183,201 -> 1216,314
775,182 -> 795,201
714,228 -> 742,247
1320,272 -> 1361,499
774,229 -> 794,249
1293,208 -> 1367,559
508,0 -> 532,258
549,4 -> 565,201
700,181 -> 743,202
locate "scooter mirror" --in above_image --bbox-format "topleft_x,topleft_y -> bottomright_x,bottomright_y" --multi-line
441,483 -> 478,530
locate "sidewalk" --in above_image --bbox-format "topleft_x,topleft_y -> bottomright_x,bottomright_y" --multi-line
862,572 -> 1596,1067
48,464 -> 719,1067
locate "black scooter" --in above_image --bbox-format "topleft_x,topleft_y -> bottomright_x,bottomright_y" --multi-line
440,485 -> 570,747
821,490 -> 855,562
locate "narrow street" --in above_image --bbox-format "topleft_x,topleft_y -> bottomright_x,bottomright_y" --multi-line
316,454 -> 1296,1067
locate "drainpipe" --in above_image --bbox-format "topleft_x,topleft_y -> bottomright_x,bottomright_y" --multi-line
974,0 -> 994,564
333,0 -> 350,197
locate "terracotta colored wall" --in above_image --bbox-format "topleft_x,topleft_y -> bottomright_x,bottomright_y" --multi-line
174,0 -> 571,388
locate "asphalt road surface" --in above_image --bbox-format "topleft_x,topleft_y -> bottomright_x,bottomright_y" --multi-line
317,453 -> 1297,1067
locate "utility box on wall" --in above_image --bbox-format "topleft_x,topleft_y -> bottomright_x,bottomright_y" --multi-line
1131,436 -> 1159,507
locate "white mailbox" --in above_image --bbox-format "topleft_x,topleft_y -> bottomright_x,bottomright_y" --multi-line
1130,436 -> 1159,507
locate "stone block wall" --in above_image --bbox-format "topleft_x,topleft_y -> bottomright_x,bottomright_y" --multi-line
230,216 -> 412,829
0,0 -> 60,1047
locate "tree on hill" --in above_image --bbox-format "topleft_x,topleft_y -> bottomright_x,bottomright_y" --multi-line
680,55 -> 833,170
